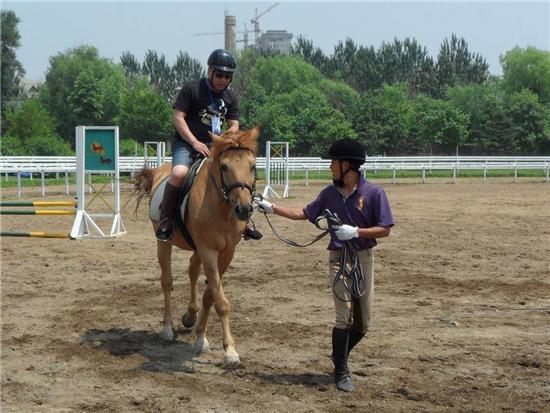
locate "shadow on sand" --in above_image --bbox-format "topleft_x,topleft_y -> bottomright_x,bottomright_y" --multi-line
81,327 -> 195,373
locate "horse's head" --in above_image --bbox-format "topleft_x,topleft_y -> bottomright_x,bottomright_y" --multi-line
209,126 -> 260,221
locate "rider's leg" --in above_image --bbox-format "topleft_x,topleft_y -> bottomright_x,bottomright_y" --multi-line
243,220 -> 263,240
155,139 -> 193,242
155,165 -> 188,241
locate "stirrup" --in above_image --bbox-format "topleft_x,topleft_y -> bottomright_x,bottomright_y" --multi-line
155,219 -> 173,242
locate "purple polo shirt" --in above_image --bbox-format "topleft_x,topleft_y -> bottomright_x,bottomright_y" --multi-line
303,176 -> 394,251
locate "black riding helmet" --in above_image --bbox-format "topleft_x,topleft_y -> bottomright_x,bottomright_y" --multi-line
323,139 -> 366,165
207,49 -> 237,73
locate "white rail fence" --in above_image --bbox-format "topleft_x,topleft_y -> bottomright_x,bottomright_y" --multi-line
1,155 -> 549,197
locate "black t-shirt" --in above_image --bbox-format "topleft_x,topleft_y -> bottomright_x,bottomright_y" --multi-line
173,78 -> 239,144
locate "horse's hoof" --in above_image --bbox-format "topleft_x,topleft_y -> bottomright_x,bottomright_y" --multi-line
194,336 -> 210,354
221,354 -> 241,370
181,311 -> 197,328
159,326 -> 175,341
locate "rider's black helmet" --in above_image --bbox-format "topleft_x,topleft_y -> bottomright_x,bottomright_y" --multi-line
207,49 -> 236,73
323,139 -> 366,165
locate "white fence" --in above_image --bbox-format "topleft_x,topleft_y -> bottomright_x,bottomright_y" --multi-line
1,155 -> 549,197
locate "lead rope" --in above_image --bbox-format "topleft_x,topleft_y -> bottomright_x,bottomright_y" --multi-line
254,195 -> 366,302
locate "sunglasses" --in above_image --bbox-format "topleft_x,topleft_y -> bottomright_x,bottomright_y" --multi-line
214,72 -> 233,80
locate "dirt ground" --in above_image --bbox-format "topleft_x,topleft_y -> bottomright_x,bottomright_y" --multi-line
1,177 -> 549,413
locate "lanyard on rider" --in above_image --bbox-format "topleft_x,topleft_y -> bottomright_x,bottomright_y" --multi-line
206,84 -> 221,134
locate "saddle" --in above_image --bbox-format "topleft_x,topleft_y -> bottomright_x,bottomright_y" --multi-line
172,158 -> 207,250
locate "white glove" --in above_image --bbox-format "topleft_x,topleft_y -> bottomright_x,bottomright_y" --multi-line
334,224 -> 359,241
258,199 -> 274,214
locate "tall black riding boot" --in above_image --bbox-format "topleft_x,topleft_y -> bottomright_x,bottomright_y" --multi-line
332,327 -> 356,392
347,328 -> 365,356
155,182 -> 180,242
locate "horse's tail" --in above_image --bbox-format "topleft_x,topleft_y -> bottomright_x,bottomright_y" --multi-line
132,167 -> 155,216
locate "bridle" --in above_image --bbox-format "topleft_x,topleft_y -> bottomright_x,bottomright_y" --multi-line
208,146 -> 257,206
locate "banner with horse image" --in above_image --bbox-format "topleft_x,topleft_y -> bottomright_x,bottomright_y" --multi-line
84,128 -> 117,172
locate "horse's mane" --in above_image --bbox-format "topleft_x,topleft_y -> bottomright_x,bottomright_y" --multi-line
211,127 -> 259,159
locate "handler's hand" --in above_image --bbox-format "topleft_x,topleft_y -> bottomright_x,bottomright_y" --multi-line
334,224 -> 359,241
258,200 -> 274,214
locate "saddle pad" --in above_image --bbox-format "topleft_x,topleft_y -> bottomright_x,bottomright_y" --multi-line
149,158 -> 207,222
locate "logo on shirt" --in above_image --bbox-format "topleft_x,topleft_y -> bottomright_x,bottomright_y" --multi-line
358,197 -> 364,209
199,98 -> 228,128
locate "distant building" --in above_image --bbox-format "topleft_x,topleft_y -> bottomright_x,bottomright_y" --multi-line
18,78 -> 41,98
259,30 -> 293,54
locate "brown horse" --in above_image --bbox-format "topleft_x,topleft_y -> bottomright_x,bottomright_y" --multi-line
134,126 -> 260,368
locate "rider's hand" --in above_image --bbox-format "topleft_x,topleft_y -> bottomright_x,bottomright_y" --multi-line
334,224 -> 359,241
191,140 -> 211,157
258,200 -> 274,214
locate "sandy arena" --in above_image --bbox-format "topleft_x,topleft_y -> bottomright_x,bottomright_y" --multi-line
1,178 -> 549,412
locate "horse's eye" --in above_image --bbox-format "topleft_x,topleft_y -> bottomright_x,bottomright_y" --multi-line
250,165 -> 256,173
221,164 -> 228,173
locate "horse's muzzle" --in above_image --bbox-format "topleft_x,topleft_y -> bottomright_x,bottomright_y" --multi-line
234,203 -> 253,221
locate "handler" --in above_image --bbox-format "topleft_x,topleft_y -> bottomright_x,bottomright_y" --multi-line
258,139 -> 394,392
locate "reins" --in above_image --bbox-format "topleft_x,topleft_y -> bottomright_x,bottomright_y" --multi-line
257,203 -> 367,301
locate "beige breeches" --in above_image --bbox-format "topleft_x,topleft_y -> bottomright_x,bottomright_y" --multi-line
328,248 -> 374,332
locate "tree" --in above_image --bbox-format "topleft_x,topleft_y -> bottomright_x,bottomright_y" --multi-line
142,50 -> 174,101
40,45 -> 126,143
232,48 -> 261,97
352,84 -> 413,155
446,83 -> 530,154
120,51 -> 142,82
239,55 -> 357,154
290,35 -> 327,73
410,94 -> 469,154
2,98 -> 72,155
349,45 -> 380,93
500,46 -> 550,104
325,38 -> 358,81
250,55 -> 322,96
1,10 -> 25,119
505,89 -> 549,154
172,51 -> 204,95
436,34 -> 489,95
256,85 -> 356,155
115,77 -> 173,143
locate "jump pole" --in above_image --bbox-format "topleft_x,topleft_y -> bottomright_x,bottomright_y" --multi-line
70,126 -> 126,239
0,200 -> 76,237
0,201 -> 77,207
0,231 -> 70,238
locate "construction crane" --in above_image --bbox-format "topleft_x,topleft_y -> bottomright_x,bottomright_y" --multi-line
251,2 -> 279,47
193,27 -> 254,50
236,24 -> 254,49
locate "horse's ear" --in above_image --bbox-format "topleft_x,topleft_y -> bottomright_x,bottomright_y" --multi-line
209,131 -> 223,145
250,125 -> 261,142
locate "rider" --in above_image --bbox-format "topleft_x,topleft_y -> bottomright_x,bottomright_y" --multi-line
156,48 -> 262,242
258,139 -> 394,392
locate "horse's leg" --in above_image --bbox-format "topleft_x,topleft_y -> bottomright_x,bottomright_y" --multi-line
157,240 -> 175,341
215,249 -> 240,368
193,278 -> 213,354
196,249 -> 239,366
182,252 -> 201,328
193,250 -> 219,356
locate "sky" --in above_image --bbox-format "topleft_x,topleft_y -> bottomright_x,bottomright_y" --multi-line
3,0 -> 550,81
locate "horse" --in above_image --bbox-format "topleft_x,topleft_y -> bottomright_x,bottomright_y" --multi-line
133,126 -> 260,368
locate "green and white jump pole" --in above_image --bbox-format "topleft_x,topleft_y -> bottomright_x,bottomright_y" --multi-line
0,201 -> 77,238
